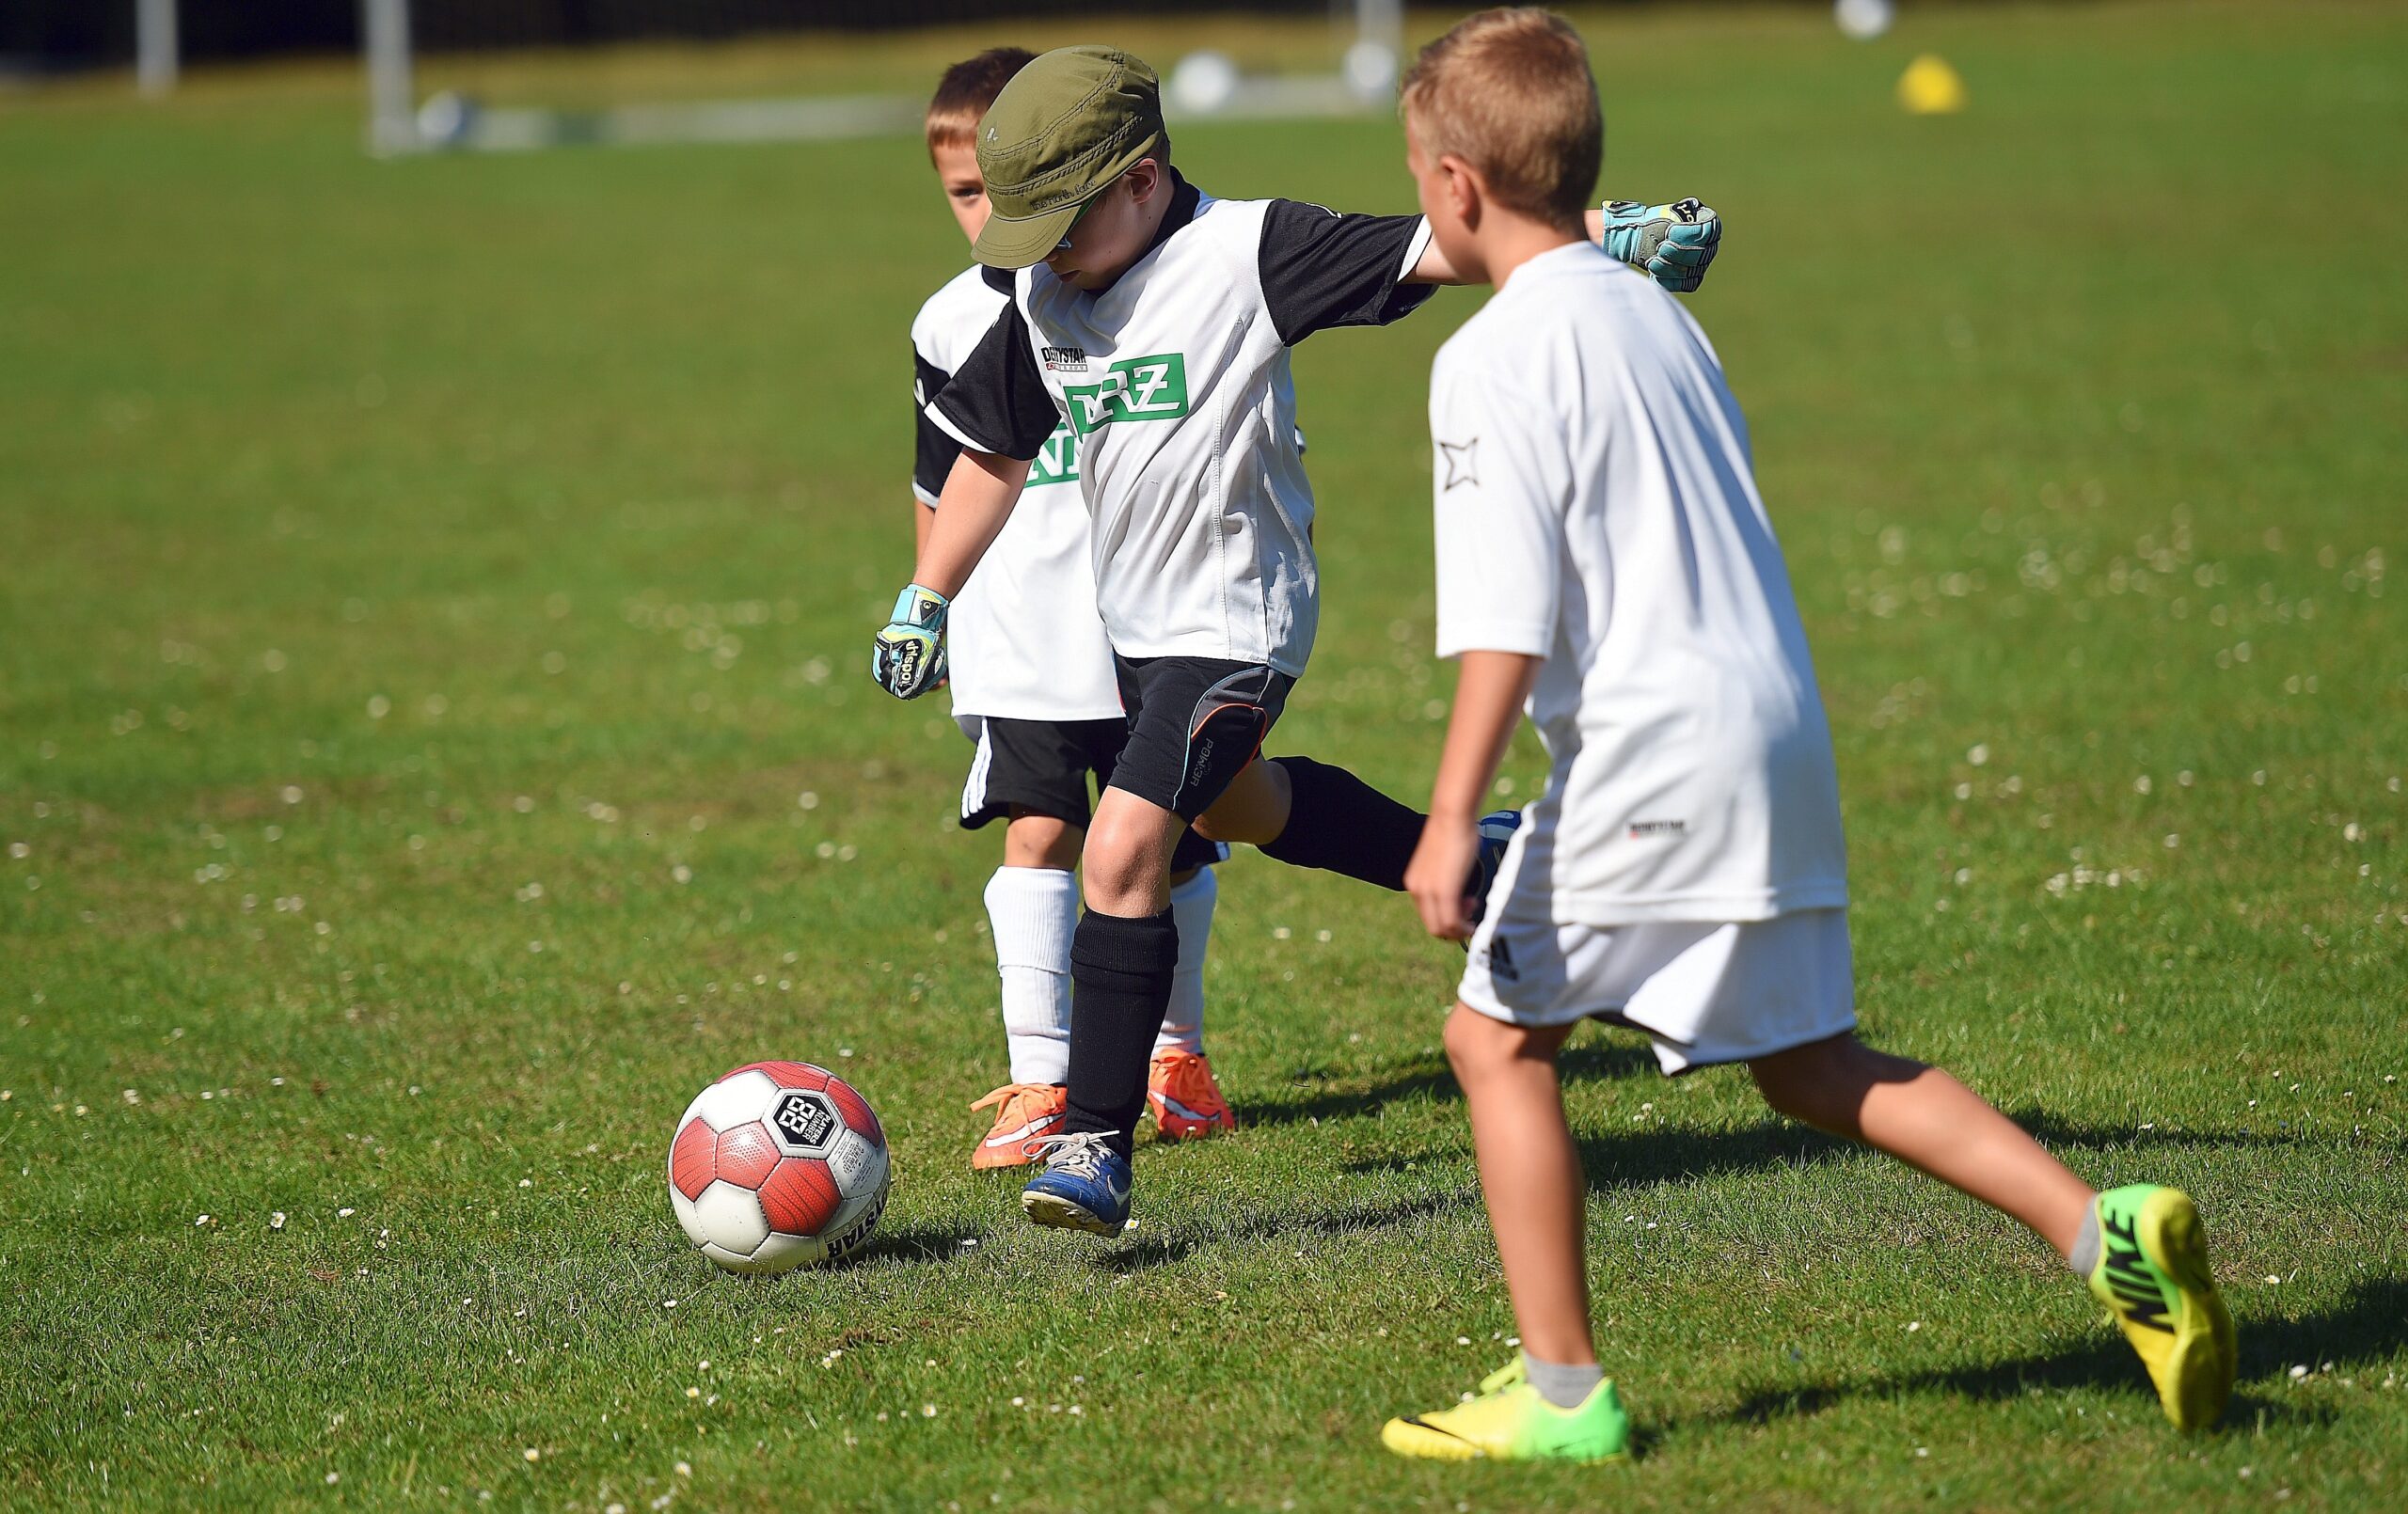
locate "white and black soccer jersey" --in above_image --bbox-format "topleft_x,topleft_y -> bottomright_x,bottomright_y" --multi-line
912,265 -> 1120,722
925,176 -> 1435,677
1430,241 -> 1850,925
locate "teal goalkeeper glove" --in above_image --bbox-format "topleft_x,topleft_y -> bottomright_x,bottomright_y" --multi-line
1600,197 -> 1721,293
872,584 -> 949,700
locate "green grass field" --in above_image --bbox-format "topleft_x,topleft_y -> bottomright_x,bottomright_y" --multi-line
4,2 -> 2405,1508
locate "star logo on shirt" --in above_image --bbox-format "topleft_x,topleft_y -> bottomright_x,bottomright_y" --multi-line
1438,436 -> 1480,491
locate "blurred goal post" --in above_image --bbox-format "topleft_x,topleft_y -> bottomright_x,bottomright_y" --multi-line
361,0 -> 1404,157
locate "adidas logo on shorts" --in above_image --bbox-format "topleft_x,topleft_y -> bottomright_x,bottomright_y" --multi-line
1481,933 -> 1520,985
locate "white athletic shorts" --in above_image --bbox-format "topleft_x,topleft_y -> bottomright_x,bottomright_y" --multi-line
1458,901 -> 1857,1074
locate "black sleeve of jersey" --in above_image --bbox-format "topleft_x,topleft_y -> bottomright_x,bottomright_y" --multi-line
911,348 -> 960,504
927,301 -> 1059,463
1258,199 -> 1440,347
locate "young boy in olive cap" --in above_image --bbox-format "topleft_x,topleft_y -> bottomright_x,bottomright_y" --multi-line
911,47 -> 1240,1173
1377,8 -> 2232,1463
875,40 -> 1721,1236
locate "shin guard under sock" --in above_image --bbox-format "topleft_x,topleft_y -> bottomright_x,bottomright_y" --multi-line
1258,755 -> 1426,892
1062,908 -> 1180,1159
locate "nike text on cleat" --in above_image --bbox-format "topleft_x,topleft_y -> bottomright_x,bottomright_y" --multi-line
2086,1183 -> 2237,1431
967,1082 -> 1069,1172
1020,1130 -> 1132,1236
1381,1358 -> 1631,1464
1147,1049 -> 1236,1141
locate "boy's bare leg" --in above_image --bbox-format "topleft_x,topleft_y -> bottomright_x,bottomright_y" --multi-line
1749,1031 -> 2239,1432
1002,810 -> 1084,871
1443,1004 -> 1595,1365
1192,756 -> 1292,846
1748,1033 -> 2093,1256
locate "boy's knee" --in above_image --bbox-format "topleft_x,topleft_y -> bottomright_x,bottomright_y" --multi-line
1080,811 -> 1169,914
1079,851 -> 1149,914
1749,1032 -> 1881,1118
1443,1002 -> 1537,1080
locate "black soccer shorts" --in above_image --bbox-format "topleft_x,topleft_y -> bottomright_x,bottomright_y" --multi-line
958,715 -> 1227,871
1106,656 -> 1295,822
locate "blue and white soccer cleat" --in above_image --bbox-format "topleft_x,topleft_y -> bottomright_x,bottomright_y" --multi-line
1465,809 -> 1523,936
1020,1130 -> 1132,1236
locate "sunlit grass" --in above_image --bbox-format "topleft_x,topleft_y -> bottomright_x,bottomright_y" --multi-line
2,3 -> 2403,1508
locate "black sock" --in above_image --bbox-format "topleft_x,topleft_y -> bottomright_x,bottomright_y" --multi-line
1061,908 -> 1180,1159
1257,755 -> 1426,892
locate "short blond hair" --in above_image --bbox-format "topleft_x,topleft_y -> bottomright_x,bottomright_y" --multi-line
1400,8 -> 1601,230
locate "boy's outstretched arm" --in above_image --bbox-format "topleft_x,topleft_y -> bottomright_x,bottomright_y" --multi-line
1408,197 -> 1722,292
1405,650 -> 1541,939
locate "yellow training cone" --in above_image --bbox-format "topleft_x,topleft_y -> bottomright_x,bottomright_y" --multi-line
1898,54 -> 1967,115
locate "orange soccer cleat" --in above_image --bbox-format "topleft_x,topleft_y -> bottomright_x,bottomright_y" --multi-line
1147,1049 -> 1236,1142
968,1082 -> 1069,1171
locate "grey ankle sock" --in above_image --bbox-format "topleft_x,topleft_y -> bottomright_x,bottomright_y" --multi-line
1522,1353 -> 1604,1411
2068,1201 -> 2102,1278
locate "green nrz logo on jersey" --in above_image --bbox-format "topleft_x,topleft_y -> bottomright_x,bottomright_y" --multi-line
1028,426 -> 1079,487
1062,354 -> 1188,436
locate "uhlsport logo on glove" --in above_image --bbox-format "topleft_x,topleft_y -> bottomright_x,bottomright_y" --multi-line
873,584 -> 951,699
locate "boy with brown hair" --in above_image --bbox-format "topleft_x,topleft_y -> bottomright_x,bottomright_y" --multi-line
911,47 -> 1238,1170
875,40 -> 1723,1238
1377,8 -> 2234,1463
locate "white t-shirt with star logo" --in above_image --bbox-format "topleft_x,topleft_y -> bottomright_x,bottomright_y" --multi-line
1430,240 -> 1848,924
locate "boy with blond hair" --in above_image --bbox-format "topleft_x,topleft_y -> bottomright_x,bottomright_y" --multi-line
1376,8 -> 2234,1463
911,48 -> 1237,1168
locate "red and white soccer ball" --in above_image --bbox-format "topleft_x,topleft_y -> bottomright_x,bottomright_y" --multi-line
668,1062 -> 891,1274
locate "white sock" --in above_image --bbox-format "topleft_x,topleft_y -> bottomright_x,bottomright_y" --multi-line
985,865 -> 1078,1085
1153,867 -> 1217,1057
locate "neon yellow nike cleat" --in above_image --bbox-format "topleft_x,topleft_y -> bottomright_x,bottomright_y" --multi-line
2086,1184 -> 2236,1431
1381,1358 -> 1631,1464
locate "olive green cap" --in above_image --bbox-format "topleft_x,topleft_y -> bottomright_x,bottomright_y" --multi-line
972,45 -> 1165,270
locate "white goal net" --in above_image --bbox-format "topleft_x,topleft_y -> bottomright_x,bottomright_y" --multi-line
362,0 -> 1405,157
